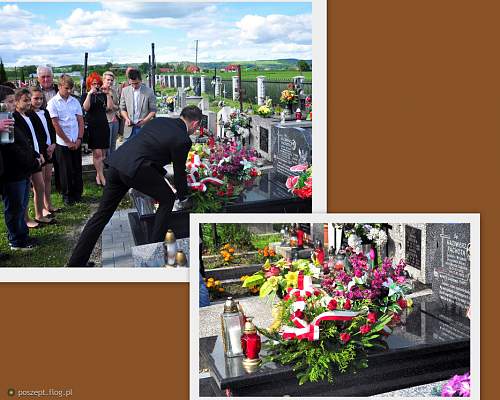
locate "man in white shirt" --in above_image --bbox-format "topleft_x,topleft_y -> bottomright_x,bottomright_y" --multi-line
119,69 -> 157,140
46,75 -> 84,205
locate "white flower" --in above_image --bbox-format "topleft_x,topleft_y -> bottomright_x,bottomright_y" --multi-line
348,234 -> 362,253
375,230 -> 388,246
367,228 -> 388,247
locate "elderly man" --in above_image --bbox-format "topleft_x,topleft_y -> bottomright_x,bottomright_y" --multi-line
36,65 -> 58,109
36,65 -> 61,192
47,75 -> 84,206
120,69 -> 157,140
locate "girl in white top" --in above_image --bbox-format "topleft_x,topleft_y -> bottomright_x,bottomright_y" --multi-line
14,88 -> 54,226
31,87 -> 59,216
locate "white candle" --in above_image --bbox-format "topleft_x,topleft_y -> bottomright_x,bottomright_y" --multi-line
166,242 -> 177,266
228,325 -> 243,355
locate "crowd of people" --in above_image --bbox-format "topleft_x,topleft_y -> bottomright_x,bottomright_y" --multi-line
0,65 -> 171,261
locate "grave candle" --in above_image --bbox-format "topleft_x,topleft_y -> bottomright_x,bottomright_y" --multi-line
164,229 -> 177,266
221,297 -> 244,358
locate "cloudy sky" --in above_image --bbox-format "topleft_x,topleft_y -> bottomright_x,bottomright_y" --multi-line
0,1 -> 312,67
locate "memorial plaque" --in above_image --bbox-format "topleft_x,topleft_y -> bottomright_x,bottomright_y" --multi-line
433,224 -> 470,313
405,225 -> 422,270
259,126 -> 269,153
271,123 -> 312,183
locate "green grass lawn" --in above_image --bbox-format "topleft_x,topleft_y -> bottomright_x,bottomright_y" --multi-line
0,172 -> 129,267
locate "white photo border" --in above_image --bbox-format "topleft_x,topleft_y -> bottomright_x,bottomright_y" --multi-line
0,0 -> 325,279
189,212 -> 480,400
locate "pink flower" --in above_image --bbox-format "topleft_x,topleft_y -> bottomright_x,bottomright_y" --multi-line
367,312 -> 377,324
286,175 -> 299,189
369,248 -> 376,261
264,266 -> 280,278
327,299 -> 337,310
339,333 -> 351,343
360,324 -> 371,334
289,164 -> 308,172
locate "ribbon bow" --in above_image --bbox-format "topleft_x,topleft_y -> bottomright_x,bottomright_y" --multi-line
280,272 -> 359,341
186,154 -> 224,192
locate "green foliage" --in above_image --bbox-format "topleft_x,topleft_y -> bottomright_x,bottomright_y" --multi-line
261,324 -> 361,385
297,60 -> 311,72
201,223 -> 254,253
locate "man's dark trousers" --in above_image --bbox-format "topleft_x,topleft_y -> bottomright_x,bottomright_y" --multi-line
67,165 -> 176,267
55,144 -> 83,203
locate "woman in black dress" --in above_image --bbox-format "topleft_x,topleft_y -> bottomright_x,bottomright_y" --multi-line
83,72 -> 113,186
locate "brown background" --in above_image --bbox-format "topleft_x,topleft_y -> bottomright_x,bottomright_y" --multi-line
0,1 -> 496,399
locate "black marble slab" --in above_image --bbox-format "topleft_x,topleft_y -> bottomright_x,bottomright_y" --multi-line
199,301 -> 469,396
128,171 -> 311,245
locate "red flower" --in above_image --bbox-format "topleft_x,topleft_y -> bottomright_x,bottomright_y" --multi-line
283,294 -> 290,301
367,312 -> 377,324
293,310 -> 304,319
339,333 -> 351,343
313,289 -> 321,296
286,175 -> 299,190
212,171 -> 218,177
397,298 -> 407,309
327,299 -> 337,310
360,324 -> 371,335
344,299 -> 351,310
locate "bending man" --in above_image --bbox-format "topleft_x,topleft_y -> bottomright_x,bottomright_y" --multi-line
67,105 -> 202,267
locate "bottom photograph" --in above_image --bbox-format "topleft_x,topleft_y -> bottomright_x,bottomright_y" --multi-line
190,214 -> 478,398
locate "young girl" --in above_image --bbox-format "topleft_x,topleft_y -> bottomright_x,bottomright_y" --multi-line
30,87 -> 59,216
0,86 -> 41,250
13,88 -> 54,226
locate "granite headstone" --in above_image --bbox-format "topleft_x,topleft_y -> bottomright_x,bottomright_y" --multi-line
271,122 -> 312,184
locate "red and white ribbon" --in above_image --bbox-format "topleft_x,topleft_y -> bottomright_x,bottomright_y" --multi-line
280,271 -> 359,341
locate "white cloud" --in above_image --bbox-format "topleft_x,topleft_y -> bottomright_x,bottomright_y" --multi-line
236,13 -> 312,45
101,1 -> 216,19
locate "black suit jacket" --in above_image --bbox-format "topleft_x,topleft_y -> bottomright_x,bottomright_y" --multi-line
106,117 -> 192,198
13,111 -> 46,158
0,115 -> 39,183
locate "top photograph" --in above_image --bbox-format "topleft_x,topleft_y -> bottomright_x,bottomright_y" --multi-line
0,1 -> 323,269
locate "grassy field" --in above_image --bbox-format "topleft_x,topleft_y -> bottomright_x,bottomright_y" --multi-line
0,171 -> 130,267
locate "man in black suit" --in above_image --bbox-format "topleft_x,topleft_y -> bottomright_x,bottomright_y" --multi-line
67,105 -> 202,267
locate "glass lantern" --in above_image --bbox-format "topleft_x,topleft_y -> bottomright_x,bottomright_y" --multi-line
221,297 -> 244,358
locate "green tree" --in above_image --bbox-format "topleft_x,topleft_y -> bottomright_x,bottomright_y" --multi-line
0,58 -> 7,84
20,68 -> 25,82
138,62 -> 149,75
297,60 -> 311,72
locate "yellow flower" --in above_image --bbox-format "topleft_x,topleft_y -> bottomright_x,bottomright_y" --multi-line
208,277 -> 214,282
215,280 -> 221,286
206,282 -> 213,288
218,287 -> 225,293
285,271 -> 299,288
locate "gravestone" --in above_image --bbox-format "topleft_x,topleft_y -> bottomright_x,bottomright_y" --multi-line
206,111 -> 217,135
389,223 -> 431,283
198,98 -> 209,112
271,121 -> 312,184
248,115 -> 281,162
388,223 -> 471,297
200,75 -> 207,93
216,106 -> 233,137
173,75 -> 178,88
193,76 -> 201,96
431,224 -> 470,314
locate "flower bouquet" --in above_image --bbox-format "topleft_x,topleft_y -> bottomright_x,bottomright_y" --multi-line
257,253 -> 412,385
341,224 -> 388,263
286,164 -> 312,199
166,95 -> 175,111
224,111 -> 251,139
432,373 -> 470,397
185,142 -> 261,212
256,98 -> 273,118
242,258 -> 321,300
280,87 -> 298,113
